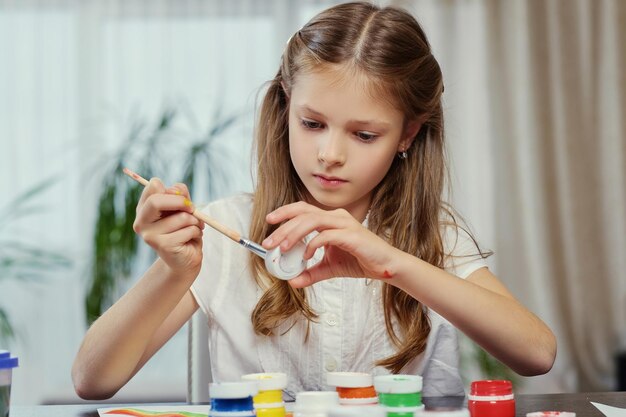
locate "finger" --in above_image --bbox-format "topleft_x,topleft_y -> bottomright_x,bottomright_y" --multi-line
288,263 -> 332,288
138,177 -> 166,207
136,193 -> 195,225
167,224 -> 204,247
142,211 -> 202,236
265,201 -> 317,224
166,183 -> 191,199
304,229 -> 356,260
265,213 -> 351,253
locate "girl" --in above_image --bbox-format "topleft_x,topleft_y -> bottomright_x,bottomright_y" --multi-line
72,1 -> 556,400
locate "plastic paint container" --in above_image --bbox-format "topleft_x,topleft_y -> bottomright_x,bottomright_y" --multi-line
373,374 -> 423,417
527,413 -> 576,417
0,351 -> 18,417
468,380 -> 515,417
242,372 -> 288,417
416,409 -> 470,417
327,405 -> 386,417
326,372 -> 378,406
209,381 -> 258,417
293,391 -> 340,417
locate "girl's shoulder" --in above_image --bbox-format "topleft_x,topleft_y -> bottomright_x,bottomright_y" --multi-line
200,193 -> 254,226
439,208 -> 491,278
202,192 -> 254,211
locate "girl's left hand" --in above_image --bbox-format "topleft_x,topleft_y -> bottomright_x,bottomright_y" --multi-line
262,201 -> 402,288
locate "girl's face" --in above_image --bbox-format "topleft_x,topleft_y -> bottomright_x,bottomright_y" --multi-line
288,65 -> 417,222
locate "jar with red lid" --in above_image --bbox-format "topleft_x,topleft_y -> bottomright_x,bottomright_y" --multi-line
468,380 -> 515,417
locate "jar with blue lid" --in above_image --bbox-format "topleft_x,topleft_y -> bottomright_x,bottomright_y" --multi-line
209,381 -> 258,417
0,350 -> 19,417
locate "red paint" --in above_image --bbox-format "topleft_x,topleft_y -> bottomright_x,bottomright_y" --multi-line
468,380 -> 515,417
382,270 -> 393,279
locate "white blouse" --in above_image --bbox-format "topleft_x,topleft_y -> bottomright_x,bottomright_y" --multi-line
190,194 -> 488,398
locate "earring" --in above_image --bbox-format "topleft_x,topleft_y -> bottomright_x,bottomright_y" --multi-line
398,150 -> 408,159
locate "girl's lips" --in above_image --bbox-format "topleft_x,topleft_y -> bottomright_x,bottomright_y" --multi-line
314,174 -> 347,188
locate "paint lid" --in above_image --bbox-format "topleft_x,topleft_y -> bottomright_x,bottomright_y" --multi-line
373,375 -> 422,393
416,409 -> 470,417
0,354 -> 18,369
527,412 -> 576,417
327,372 -> 373,388
241,373 -> 287,391
209,381 -> 258,399
470,380 -> 513,396
293,391 -> 340,413
328,405 -> 386,417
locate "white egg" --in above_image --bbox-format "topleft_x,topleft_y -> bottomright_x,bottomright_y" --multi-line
265,241 -> 308,280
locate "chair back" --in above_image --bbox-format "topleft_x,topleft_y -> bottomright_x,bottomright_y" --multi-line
187,309 -> 212,402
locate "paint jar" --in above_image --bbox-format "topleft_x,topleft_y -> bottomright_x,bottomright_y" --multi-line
327,405 -> 386,417
242,372 -> 288,417
527,412 -> 576,417
0,351 -> 18,417
326,372 -> 378,406
468,380 -> 515,417
209,381 -> 258,417
293,391 -> 340,417
416,409 -> 470,417
373,374 -> 423,417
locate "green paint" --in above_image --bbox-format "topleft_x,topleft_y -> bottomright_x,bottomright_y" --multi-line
378,391 -> 422,407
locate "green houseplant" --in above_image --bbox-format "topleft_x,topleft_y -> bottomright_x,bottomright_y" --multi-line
0,180 -> 71,347
85,106 -> 243,324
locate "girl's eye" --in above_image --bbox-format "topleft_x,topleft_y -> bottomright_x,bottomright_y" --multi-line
301,119 -> 323,130
356,131 -> 377,142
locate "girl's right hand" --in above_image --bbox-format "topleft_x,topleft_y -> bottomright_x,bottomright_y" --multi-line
132,178 -> 205,276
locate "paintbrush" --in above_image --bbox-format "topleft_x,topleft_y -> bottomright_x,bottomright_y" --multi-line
123,167 -> 310,280
123,167 -> 267,259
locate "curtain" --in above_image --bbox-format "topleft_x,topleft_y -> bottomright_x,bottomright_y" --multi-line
0,0 -> 320,405
485,0 -> 626,392
395,0 -> 625,391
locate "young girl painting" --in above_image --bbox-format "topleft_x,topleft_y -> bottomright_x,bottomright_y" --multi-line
73,1 -> 556,400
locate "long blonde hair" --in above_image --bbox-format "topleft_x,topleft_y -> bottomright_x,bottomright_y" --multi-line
250,2 -> 456,373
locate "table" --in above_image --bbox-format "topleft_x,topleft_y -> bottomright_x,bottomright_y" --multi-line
9,392 -> 626,417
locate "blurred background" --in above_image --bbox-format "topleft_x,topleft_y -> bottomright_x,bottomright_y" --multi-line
0,0 -> 624,406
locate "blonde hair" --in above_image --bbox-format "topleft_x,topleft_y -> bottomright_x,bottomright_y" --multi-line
249,2 -> 470,373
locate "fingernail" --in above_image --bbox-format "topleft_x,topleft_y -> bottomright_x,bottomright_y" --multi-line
175,190 -> 181,195
184,198 -> 193,207
263,237 -> 273,246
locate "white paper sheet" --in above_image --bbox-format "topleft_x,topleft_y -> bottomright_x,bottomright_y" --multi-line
98,405 -> 210,417
591,402 -> 626,417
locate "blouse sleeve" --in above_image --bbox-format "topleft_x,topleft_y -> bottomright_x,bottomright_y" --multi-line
190,194 -> 253,323
441,223 -> 490,279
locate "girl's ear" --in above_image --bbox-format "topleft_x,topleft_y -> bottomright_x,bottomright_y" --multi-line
398,120 -> 422,152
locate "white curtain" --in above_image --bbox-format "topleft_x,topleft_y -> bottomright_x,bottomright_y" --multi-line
0,0 -> 318,405
0,0 -> 623,405
395,0 -> 626,392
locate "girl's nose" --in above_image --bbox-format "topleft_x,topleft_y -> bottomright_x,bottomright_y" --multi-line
317,131 -> 346,166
